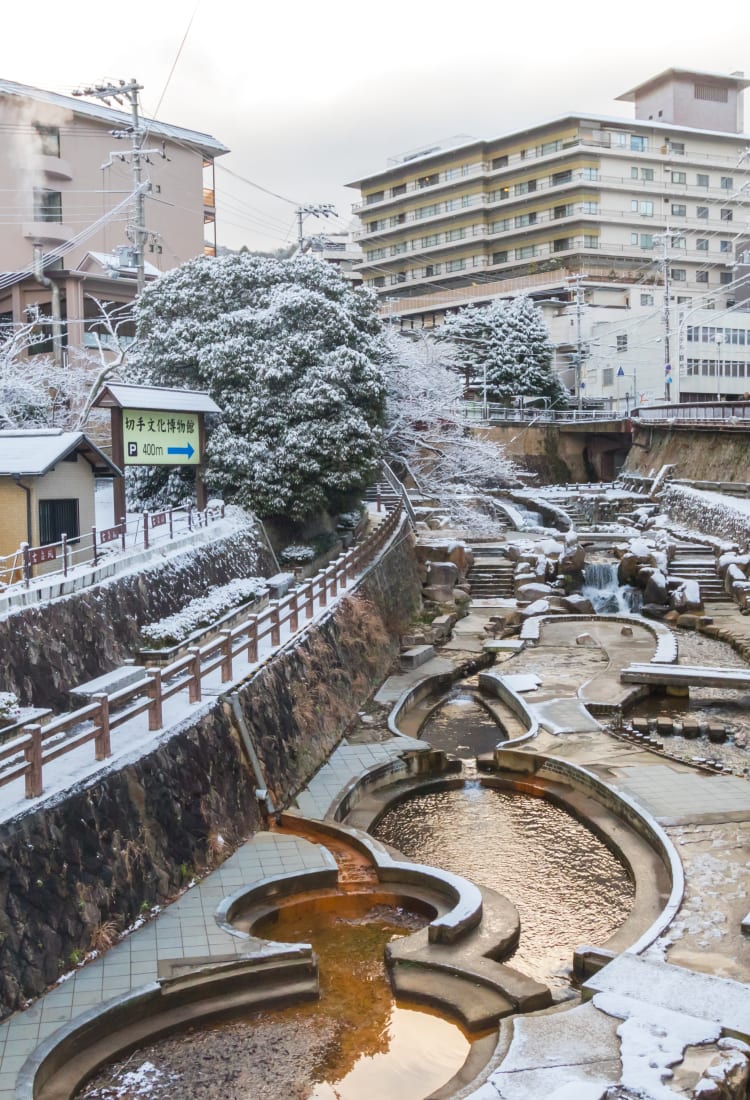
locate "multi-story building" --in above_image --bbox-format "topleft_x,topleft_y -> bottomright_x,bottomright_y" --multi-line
0,77 -> 228,357
347,68 -> 750,402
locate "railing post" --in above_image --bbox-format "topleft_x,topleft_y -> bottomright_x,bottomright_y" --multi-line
246,616 -> 258,662
187,505 -> 193,532
220,630 -> 233,682
93,692 -> 111,760
146,669 -> 163,730
119,517 -> 126,552
318,572 -> 327,608
270,602 -> 280,646
24,725 -> 42,799
21,542 -> 30,588
168,508 -> 174,540
143,511 -> 150,550
188,647 -> 202,703
330,564 -> 338,597
305,582 -> 314,619
289,590 -> 299,633
61,533 -> 68,577
377,487 -> 382,513
92,526 -> 98,566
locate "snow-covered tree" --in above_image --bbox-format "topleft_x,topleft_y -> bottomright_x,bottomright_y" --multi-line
383,330 -> 523,534
437,295 -> 567,406
127,254 -> 388,521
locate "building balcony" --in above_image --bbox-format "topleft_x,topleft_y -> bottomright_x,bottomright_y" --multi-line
23,221 -> 74,245
33,155 -> 73,181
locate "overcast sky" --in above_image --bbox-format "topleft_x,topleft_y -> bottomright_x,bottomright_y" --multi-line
3,0 -> 750,252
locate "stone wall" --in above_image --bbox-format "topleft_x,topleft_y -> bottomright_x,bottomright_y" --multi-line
624,423 -> 750,482
0,518 -> 422,1018
0,518 -> 275,709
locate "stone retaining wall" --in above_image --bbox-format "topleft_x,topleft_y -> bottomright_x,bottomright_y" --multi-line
0,517 -> 422,1018
0,518 -> 275,710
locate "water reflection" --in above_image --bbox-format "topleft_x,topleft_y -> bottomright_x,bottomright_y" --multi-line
373,786 -> 634,988
420,688 -> 506,758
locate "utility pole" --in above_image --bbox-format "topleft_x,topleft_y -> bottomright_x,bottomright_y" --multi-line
566,274 -> 586,408
654,226 -> 683,404
73,79 -> 157,294
296,203 -> 337,252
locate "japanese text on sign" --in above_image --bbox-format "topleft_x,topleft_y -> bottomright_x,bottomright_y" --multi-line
122,408 -> 201,466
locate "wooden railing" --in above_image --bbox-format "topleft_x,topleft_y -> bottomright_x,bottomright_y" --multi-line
0,502 -> 404,801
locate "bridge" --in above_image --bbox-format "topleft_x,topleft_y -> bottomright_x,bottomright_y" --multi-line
621,663 -> 750,691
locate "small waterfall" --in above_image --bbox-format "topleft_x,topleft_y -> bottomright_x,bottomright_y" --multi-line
582,562 -> 642,614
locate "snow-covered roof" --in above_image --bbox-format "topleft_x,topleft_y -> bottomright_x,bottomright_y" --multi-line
94,383 -> 221,414
0,78 -> 229,158
77,252 -> 162,279
0,429 -> 121,477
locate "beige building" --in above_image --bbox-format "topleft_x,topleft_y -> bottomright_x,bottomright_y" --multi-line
0,78 -> 228,356
347,68 -> 750,402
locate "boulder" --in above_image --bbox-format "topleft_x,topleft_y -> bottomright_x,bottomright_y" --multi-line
641,602 -> 671,620
617,553 -> 640,585
559,543 -> 586,574
559,594 -> 595,614
517,582 -> 554,600
415,541 -> 474,579
644,569 -> 668,606
575,633 -> 598,647
425,561 -> 459,588
422,585 -> 457,605
725,562 -> 746,595
520,599 -> 551,618
670,579 -> 702,613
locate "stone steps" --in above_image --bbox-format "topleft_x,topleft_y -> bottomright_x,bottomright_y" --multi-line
466,562 -> 516,599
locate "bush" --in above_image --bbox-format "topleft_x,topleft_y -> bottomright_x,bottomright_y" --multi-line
141,577 -> 268,648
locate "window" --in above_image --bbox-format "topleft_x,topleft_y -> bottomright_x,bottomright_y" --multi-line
372,276 -> 385,287
39,499 -> 79,545
491,218 -> 511,233
721,176 -> 734,190
581,201 -> 599,213
696,174 -> 709,187
492,250 -> 508,264
366,248 -> 386,260
668,141 -> 685,154
516,245 -> 536,259
616,334 -> 627,352
696,270 -> 709,283
630,166 -> 638,179
721,208 -> 733,221
582,167 -> 599,180
365,190 -> 384,205
720,272 -> 733,285
671,204 -> 687,217
640,233 -> 654,248
443,168 -> 459,181
630,135 -> 647,152
583,235 -> 599,248
696,239 -> 709,251
390,273 -> 406,285
491,154 -> 508,169
602,367 -> 614,386
670,171 -> 687,184
416,203 -> 440,219
446,227 -> 465,241
35,125 -> 60,157
671,268 -> 687,281
424,264 -> 436,277
392,213 -> 406,226
446,258 -> 465,272
514,179 -> 537,195
672,236 -> 686,249
697,206 -> 709,219
720,240 -> 733,252
640,293 -> 654,305
554,203 -> 575,218
489,187 -> 510,201
551,169 -> 572,185
514,212 -> 537,227
417,173 -> 439,189
33,189 -> 62,222
553,238 -> 572,252
444,199 -> 459,211
538,140 -> 561,156
391,183 -> 406,197
420,233 -> 439,247
640,168 -> 655,181
390,243 -> 407,255
613,132 -> 628,147
631,199 -> 654,216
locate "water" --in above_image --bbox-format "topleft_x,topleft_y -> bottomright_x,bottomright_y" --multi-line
373,786 -> 634,989
78,899 -> 473,1100
419,687 -> 507,758
582,561 -> 642,614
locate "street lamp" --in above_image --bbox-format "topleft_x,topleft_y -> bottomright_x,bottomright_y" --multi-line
715,333 -> 724,402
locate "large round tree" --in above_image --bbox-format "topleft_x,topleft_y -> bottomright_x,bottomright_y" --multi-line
127,254 -> 388,521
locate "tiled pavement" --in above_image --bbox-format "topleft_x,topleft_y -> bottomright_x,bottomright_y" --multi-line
612,763 -> 750,825
293,735 -> 424,820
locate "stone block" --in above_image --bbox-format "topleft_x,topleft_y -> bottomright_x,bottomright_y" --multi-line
422,585 -> 456,605
632,718 -> 649,734
575,633 -> 598,647
707,725 -> 728,744
400,645 -> 435,670
425,561 -> 459,588
656,717 -> 673,735
682,720 -> 700,739
676,613 -> 700,630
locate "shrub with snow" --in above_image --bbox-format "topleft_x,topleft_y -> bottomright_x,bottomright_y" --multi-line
126,254 -> 387,520
141,577 -> 268,648
0,692 -> 20,724
279,545 -> 316,564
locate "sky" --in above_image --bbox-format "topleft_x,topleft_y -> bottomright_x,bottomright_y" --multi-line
3,0 -> 750,253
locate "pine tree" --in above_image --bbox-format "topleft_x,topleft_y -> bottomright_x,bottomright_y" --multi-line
438,295 -> 567,406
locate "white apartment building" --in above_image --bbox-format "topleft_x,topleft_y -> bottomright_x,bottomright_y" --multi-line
347,67 -> 750,403
0,78 -> 228,357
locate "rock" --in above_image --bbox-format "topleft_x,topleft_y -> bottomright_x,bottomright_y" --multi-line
620,625 -> 633,637
425,561 -> 459,588
559,544 -> 586,573
575,633 -> 598,647
415,541 -> 474,579
676,613 -> 700,629
670,579 -> 702,613
641,603 -> 671,620
559,595 -> 595,614
422,585 -> 457,605
643,569 -> 668,606
726,562 -> 746,594
520,599 -> 550,618
617,552 -> 640,585
516,583 -> 554,600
